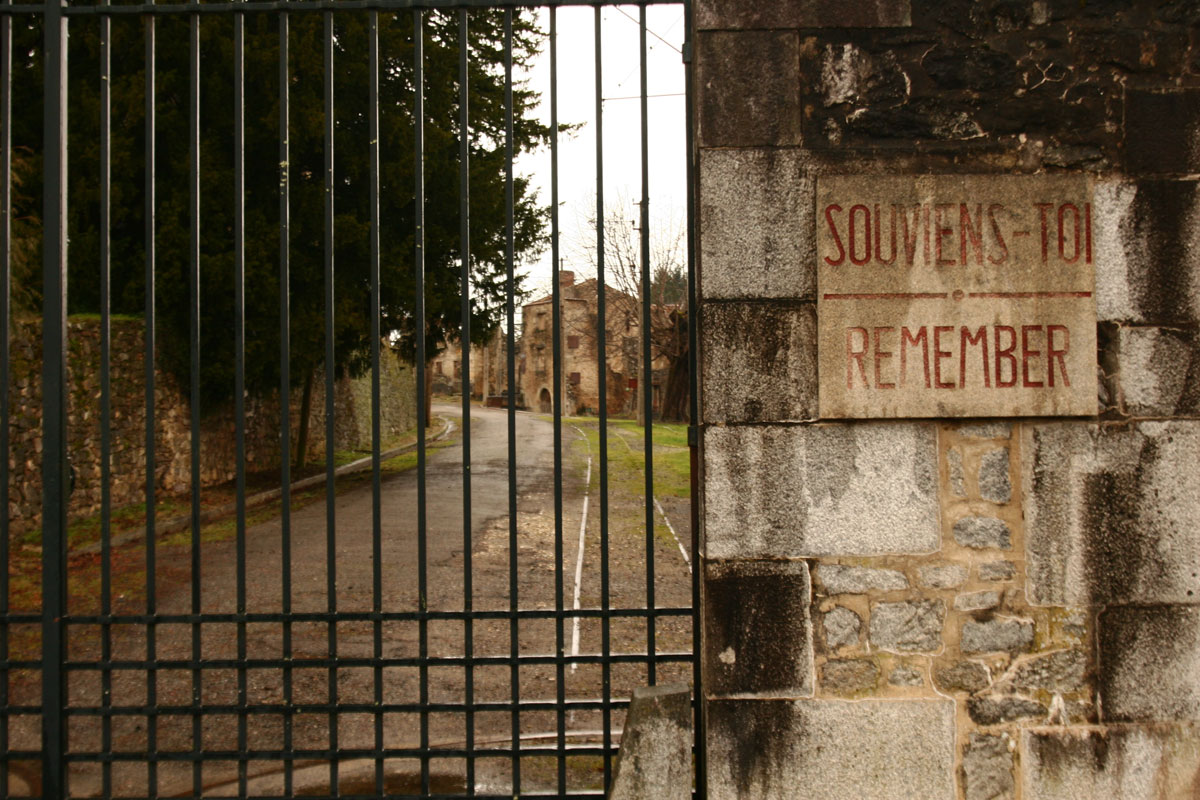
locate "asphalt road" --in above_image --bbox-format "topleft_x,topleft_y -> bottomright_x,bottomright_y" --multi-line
164,402 -> 562,618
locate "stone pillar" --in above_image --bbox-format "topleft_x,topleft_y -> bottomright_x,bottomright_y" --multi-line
694,2 -> 1200,798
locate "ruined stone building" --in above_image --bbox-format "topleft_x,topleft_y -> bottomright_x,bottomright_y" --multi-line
428,331 -> 516,406
520,270 -> 672,416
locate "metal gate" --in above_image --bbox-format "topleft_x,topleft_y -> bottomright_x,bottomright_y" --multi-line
0,0 -> 700,796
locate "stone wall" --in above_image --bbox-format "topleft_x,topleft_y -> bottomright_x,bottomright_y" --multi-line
697,1 -> 1200,798
7,316 -> 416,533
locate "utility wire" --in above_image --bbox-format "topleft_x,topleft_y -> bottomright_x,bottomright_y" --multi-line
609,5 -> 681,54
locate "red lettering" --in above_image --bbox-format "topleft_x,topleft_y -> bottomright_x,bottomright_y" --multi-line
1022,325 -> 1044,387
1058,203 -> 1080,263
933,326 -> 955,388
922,204 -> 931,264
960,203 -> 983,265
1084,203 -> 1092,264
1036,202 -> 1054,262
847,327 -> 869,388
900,326 -> 930,388
874,204 -> 897,265
995,326 -> 1017,387
824,204 -> 846,265
874,327 -> 895,389
987,204 -> 1008,265
935,204 -> 956,265
959,326 -> 991,388
1047,324 -> 1070,387
849,204 -> 872,265
900,205 -> 921,266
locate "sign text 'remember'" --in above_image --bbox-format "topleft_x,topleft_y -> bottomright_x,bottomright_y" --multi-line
817,175 -> 1097,418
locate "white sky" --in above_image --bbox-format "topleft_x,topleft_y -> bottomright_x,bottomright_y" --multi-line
513,4 -> 688,302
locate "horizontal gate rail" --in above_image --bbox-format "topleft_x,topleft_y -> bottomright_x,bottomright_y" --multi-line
3,0 -> 699,796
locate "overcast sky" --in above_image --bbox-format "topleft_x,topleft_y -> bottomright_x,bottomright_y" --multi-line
514,4 -> 688,301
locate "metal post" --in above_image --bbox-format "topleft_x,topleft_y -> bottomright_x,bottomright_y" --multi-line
39,0 -> 68,795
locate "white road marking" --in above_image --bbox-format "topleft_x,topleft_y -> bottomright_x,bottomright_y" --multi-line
653,496 -> 691,574
568,423 -> 591,672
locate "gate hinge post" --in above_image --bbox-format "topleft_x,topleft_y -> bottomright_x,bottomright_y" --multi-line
681,41 -> 692,63
687,425 -> 698,448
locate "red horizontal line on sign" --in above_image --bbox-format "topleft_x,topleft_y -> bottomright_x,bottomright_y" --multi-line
967,291 -> 1093,299
822,292 -> 948,300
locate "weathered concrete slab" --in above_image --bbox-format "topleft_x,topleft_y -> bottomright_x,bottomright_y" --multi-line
696,0 -> 911,30
704,423 -> 940,558
1112,325 -> 1200,417
608,683 -> 692,800
705,560 -> 813,698
707,698 -> 955,800
1098,605 -> 1200,723
1094,179 -> 1200,325
697,32 -> 802,147
1024,421 -> 1200,605
699,149 -> 815,300
1022,725 -> 1200,800
817,174 -> 1097,418
702,302 -> 817,423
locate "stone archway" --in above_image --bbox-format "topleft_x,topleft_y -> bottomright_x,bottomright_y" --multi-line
538,387 -> 552,413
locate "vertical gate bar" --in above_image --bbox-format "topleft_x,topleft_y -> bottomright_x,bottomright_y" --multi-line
502,9 -> 519,795
367,9 -> 383,797
233,3 -> 249,795
322,9 -> 338,795
638,2 -> 656,687
277,12 -> 294,798
276,10 -> 295,796
188,11 -> 203,796
682,0 -> 704,794
143,6 -> 159,795
548,8 -> 566,795
456,8 -> 474,795
39,0 -> 68,794
0,0 -> 10,790
592,5 -> 613,788
98,3 -> 114,794
412,9 -> 430,793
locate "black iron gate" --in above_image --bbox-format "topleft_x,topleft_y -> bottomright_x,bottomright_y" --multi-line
0,0 -> 700,796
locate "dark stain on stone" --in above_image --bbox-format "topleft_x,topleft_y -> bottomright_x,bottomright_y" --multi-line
718,700 -> 796,797
1128,181 -> 1198,324
705,562 -> 811,696
1098,605 -> 1198,722
1027,729 -> 1110,787
1171,328 -> 1200,414
1080,432 -> 1166,605
1097,322 -> 1121,416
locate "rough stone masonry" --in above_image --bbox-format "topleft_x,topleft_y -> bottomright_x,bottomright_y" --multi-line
696,1 -> 1200,798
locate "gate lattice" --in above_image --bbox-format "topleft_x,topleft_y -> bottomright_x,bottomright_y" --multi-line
0,0 -> 700,796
